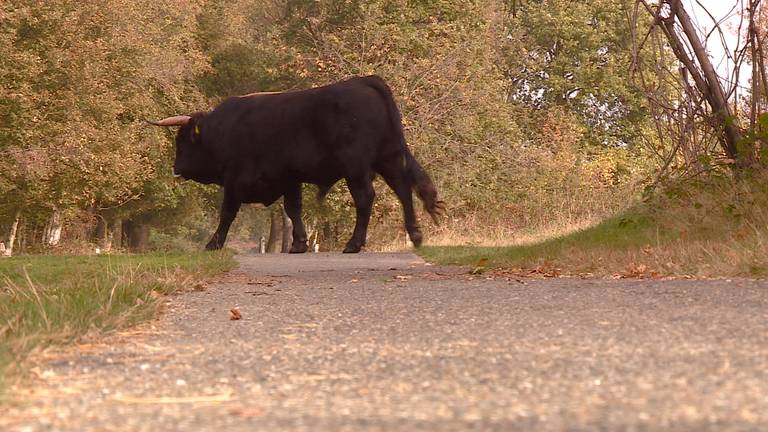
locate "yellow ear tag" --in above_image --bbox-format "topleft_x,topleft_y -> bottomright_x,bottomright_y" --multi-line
194,125 -> 200,136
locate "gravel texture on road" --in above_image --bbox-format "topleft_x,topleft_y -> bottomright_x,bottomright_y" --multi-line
2,252 -> 767,431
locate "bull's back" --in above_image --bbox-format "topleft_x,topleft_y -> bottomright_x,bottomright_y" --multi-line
210,77 -> 397,182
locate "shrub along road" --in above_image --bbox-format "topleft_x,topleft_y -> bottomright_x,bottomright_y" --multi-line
2,253 -> 767,431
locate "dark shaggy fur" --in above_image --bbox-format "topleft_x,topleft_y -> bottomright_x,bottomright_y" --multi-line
168,75 -> 444,253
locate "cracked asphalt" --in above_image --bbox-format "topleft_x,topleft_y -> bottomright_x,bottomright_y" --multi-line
2,252 -> 768,431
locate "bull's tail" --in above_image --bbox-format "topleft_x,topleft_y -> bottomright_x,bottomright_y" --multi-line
364,75 -> 445,223
404,151 -> 446,223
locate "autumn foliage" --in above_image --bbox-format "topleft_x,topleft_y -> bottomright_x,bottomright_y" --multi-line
0,0 -> 680,253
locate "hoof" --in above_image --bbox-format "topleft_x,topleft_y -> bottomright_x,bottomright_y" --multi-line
409,230 -> 423,248
343,243 -> 363,253
289,242 -> 308,254
205,240 -> 223,251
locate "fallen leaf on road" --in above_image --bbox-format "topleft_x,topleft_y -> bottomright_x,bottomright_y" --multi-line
470,257 -> 489,275
229,308 -> 242,320
228,406 -> 266,418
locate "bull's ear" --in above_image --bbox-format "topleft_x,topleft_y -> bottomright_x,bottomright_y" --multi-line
188,121 -> 201,141
146,115 -> 192,127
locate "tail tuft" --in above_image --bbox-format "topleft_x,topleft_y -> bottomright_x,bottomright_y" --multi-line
365,75 -> 445,224
405,153 -> 446,224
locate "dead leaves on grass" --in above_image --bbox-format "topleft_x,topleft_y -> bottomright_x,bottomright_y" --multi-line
618,263 -> 651,279
470,257 -> 489,275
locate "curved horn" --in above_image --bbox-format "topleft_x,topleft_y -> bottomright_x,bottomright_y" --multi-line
145,115 -> 192,127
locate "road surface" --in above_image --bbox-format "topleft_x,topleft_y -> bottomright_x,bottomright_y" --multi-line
2,252 -> 768,431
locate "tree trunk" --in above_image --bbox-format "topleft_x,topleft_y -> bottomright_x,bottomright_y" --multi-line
281,205 -> 293,253
123,220 -> 149,252
321,221 -> 332,250
266,207 -> 282,253
94,216 -> 112,252
112,217 -> 123,250
42,209 -> 62,247
750,2 -> 767,131
659,1 -> 744,161
17,221 -> 26,254
4,210 -> 20,256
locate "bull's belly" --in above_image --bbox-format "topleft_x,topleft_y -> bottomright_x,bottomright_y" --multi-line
233,174 -> 341,205
296,173 -> 342,187
235,185 -> 283,206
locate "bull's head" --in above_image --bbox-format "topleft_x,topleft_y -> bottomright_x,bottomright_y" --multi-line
147,112 -> 221,185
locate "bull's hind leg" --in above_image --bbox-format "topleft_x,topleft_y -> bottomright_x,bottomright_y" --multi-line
284,182 -> 308,253
206,188 -> 241,250
343,175 -> 375,253
376,155 -> 422,247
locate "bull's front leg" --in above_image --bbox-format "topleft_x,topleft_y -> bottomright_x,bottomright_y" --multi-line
283,182 -> 308,253
205,188 -> 241,250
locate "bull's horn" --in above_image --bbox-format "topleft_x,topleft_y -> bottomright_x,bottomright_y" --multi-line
146,115 -> 191,127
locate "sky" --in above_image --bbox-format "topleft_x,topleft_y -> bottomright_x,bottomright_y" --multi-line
686,0 -> 750,86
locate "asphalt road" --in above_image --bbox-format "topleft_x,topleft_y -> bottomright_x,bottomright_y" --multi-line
2,252 -> 768,431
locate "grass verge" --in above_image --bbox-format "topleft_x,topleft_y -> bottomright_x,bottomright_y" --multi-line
0,251 -> 235,395
419,174 -> 768,278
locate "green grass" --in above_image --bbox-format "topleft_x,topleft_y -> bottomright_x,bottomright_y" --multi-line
0,251 -> 235,394
419,213 -> 655,271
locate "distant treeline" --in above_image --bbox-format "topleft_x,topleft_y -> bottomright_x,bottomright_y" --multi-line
3,0 -> 762,254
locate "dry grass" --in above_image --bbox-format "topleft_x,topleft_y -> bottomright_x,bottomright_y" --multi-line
0,252 -> 235,396
639,173 -> 768,276
425,213 -> 609,248
419,173 -> 768,278
373,202 -> 621,252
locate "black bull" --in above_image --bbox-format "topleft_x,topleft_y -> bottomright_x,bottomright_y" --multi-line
149,75 -> 444,253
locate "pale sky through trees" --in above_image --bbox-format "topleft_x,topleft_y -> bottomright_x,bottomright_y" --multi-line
687,0 -> 750,86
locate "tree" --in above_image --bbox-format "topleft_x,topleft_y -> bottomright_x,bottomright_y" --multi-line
0,0 -> 210,251
631,0 -> 767,173
503,0 -> 647,147
0,0 -> 658,251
